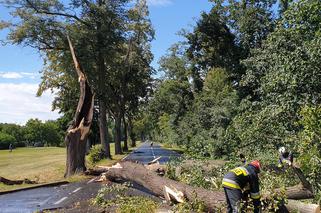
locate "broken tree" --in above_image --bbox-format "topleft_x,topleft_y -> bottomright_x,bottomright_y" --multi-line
99,161 -> 319,213
64,36 -> 95,177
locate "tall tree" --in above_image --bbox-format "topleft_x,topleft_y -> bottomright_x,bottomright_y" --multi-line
0,0 -> 137,171
107,0 -> 154,153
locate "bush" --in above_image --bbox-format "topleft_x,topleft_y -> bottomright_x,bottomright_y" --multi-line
88,144 -> 105,164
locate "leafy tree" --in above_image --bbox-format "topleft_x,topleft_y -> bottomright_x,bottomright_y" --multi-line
185,10 -> 242,84
229,0 -> 321,153
177,68 -> 239,157
211,0 -> 276,55
24,119 -> 63,146
297,105 -> 321,201
0,132 -> 16,149
0,123 -> 24,145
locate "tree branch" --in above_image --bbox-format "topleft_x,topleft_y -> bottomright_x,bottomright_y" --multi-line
25,0 -> 91,27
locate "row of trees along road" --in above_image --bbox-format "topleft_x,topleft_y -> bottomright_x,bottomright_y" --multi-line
145,0 -> 321,200
0,0 -> 154,176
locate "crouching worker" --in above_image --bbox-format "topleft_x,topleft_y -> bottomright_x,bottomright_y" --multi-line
278,146 -> 293,168
222,160 -> 261,213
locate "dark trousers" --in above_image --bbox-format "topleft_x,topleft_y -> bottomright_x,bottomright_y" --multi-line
224,187 -> 242,213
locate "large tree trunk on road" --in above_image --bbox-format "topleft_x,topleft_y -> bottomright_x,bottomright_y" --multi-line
104,161 -> 225,210
101,161 -> 319,212
65,36 -> 94,177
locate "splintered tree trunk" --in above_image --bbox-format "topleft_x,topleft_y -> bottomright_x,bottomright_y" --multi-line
122,115 -> 128,151
114,113 -> 122,154
65,36 -> 95,177
99,100 -> 111,159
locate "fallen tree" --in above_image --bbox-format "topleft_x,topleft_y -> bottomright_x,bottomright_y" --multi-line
0,176 -> 36,185
98,161 -> 319,212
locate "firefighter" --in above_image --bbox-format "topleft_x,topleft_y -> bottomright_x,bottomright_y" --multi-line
222,160 -> 261,213
278,146 -> 293,168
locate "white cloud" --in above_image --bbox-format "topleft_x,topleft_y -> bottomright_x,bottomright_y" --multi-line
0,72 -> 23,79
0,72 -> 39,80
0,83 -> 60,124
147,0 -> 172,6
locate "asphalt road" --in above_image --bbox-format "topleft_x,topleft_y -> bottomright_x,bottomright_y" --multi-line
0,142 -> 180,213
124,141 -> 180,164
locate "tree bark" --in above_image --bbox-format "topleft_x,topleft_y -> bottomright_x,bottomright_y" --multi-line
101,161 -> 319,212
122,115 -> 128,151
275,184 -> 314,200
285,200 -> 320,213
128,118 -> 136,147
99,100 -> 111,159
95,0 -> 111,160
114,112 -> 123,154
65,36 -> 95,177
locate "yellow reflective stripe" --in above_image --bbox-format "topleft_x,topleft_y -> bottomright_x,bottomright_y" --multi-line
222,179 -> 241,189
251,192 -> 261,199
231,167 -> 249,176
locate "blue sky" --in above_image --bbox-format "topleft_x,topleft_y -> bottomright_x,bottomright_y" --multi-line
0,0 -> 212,124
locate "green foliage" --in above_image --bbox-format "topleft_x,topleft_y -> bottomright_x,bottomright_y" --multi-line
297,105 -> 321,202
150,68 -> 239,158
227,0 -> 321,155
92,183 -> 159,213
173,194 -> 206,213
0,132 -> 15,149
115,196 -> 159,213
24,119 -> 63,147
0,120 -> 63,149
88,144 -> 105,165
185,9 -> 242,81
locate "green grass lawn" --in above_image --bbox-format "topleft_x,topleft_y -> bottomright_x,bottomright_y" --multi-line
0,142 -> 141,191
0,147 -> 66,191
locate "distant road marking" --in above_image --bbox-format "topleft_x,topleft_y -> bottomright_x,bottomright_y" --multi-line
72,187 -> 82,193
54,196 -> 68,205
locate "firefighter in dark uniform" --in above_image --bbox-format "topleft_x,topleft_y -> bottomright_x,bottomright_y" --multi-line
278,146 -> 293,168
222,160 -> 261,213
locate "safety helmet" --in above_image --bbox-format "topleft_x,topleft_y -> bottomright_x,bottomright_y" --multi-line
278,146 -> 286,154
249,160 -> 261,173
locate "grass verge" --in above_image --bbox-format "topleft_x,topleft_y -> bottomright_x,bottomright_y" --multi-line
0,141 -> 141,192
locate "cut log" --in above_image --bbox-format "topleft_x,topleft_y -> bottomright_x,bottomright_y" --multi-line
64,36 -> 95,177
101,161 -> 319,212
276,184 -> 314,200
0,176 -> 36,185
286,200 -> 320,213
